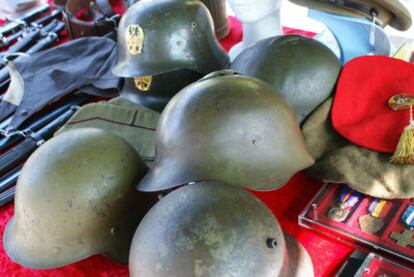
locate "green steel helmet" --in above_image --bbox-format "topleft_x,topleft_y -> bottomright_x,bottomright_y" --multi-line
3,128 -> 156,269
231,35 -> 341,123
112,0 -> 229,78
121,69 -> 203,112
129,182 -> 314,277
137,71 -> 315,192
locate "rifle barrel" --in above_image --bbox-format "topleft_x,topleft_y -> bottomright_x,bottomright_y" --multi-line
0,5 -> 50,37
0,187 -> 16,207
0,166 -> 21,193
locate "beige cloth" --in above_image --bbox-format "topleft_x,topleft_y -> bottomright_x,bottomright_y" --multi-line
56,97 -> 160,167
0,0 -> 47,20
302,97 -> 414,199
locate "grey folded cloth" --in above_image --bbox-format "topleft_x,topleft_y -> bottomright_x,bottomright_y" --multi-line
302,97 -> 414,199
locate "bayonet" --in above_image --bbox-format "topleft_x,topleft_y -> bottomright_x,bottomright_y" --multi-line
0,5 -> 50,38
0,94 -> 90,176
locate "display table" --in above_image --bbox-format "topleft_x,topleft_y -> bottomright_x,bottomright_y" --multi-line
0,7 -> 354,277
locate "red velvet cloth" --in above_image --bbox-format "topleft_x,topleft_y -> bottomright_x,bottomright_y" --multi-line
0,6 -> 354,277
332,56 -> 414,153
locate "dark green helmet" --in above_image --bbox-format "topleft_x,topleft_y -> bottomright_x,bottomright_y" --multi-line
129,182 -> 314,277
112,0 -> 229,78
231,35 -> 341,123
137,71 -> 314,192
121,69 -> 203,112
123,0 -> 229,39
3,128 -> 156,269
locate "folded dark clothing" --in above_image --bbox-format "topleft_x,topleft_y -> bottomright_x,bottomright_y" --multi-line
0,36 -> 121,130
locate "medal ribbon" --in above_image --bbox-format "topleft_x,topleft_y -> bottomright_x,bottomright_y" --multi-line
339,187 -> 362,211
369,199 -> 386,218
402,205 -> 414,228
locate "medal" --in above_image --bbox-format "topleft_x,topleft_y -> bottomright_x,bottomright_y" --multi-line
328,187 -> 362,222
134,75 -> 152,92
359,199 -> 386,234
390,205 -> 414,248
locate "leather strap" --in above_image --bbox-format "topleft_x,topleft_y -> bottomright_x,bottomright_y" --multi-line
52,0 -> 67,8
63,0 -> 119,38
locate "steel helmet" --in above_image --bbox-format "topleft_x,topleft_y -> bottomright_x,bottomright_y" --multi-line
121,69 -> 203,112
3,128 -> 156,269
112,0 -> 229,78
231,35 -> 341,123
129,182 -> 314,277
137,71 -> 315,192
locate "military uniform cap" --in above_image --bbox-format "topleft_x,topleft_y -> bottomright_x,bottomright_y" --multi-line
289,0 -> 412,31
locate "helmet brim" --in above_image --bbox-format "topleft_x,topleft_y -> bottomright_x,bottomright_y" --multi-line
284,233 -> 314,276
3,217 -> 98,269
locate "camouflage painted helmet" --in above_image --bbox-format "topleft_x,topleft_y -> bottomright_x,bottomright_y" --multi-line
121,69 -> 203,112
3,128 -> 156,269
231,35 -> 341,123
112,0 -> 229,78
137,71 -> 314,192
129,182 -> 314,277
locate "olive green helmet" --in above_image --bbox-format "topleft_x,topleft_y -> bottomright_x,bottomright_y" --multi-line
3,128 -> 156,269
112,0 -> 229,78
231,35 -> 341,123
129,182 -> 314,277
121,69 -> 203,112
137,71 -> 314,192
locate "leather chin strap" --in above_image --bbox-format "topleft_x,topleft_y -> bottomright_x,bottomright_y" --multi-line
62,0 -> 120,38
326,0 -> 382,25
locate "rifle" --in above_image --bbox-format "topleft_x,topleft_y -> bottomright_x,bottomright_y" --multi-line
0,94 -> 86,152
0,187 -> 15,207
0,19 -> 63,68
26,20 -> 65,54
0,20 -> 65,87
0,166 -> 21,193
0,163 -> 21,207
0,94 -> 90,177
0,9 -> 63,49
0,5 -> 50,38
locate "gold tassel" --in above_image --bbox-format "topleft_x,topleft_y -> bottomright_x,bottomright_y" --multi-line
391,124 -> 414,164
391,102 -> 414,164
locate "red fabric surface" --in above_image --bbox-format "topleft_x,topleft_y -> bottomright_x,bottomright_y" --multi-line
332,56 -> 414,153
0,8 -> 353,277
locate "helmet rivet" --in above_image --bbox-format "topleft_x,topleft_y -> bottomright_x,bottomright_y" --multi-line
158,192 -> 167,200
110,227 -> 119,235
266,238 -> 277,249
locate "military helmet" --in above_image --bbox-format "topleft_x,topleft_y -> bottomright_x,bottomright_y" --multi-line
3,128 -> 156,269
129,182 -> 314,277
112,0 -> 229,78
121,69 -> 203,112
137,71 -> 314,192
231,35 -> 341,123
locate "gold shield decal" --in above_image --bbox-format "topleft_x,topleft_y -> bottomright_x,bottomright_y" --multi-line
126,24 -> 144,55
134,76 -> 152,92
